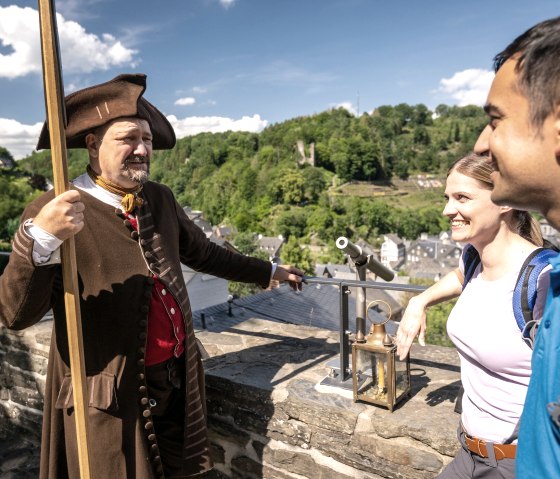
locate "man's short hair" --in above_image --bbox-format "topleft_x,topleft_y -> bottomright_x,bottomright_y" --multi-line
494,16 -> 560,128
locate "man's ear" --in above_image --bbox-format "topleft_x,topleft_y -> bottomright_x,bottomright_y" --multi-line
554,104 -> 560,158
85,133 -> 98,159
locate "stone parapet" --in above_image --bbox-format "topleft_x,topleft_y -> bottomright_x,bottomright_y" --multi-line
199,318 -> 461,478
0,316 -> 461,478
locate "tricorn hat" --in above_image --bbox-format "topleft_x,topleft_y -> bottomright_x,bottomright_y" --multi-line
36,73 -> 176,150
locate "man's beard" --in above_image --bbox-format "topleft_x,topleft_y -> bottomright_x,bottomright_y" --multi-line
124,156 -> 150,185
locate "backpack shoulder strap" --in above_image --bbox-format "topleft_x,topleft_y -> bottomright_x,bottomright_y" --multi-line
462,244 -> 480,291
512,247 -> 557,333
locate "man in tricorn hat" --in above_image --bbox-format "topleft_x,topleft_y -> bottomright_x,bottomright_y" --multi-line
0,73 -> 303,478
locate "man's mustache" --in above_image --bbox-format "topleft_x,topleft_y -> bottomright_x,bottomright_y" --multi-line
125,156 -> 149,166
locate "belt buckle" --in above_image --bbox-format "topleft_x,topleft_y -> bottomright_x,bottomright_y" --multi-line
473,437 -> 488,458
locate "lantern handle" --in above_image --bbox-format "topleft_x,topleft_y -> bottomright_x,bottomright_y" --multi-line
365,299 -> 392,325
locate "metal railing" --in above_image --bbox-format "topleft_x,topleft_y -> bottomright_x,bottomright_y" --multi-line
304,276 -> 426,385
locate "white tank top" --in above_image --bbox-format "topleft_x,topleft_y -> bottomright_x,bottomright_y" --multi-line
447,251 -> 550,443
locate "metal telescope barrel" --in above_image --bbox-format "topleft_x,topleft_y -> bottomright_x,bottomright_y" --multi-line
336,237 -> 395,282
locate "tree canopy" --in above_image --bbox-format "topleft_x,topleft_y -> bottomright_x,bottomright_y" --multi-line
2,103 -> 486,257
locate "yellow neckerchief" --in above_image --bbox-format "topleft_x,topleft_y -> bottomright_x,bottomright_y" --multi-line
86,164 -> 144,214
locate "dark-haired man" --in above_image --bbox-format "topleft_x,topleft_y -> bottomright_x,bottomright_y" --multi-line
474,16 -> 560,477
0,74 -> 303,478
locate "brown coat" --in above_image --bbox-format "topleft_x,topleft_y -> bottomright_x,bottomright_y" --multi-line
0,182 -> 272,478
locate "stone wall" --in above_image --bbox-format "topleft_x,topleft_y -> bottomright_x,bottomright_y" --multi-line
0,315 -> 51,440
0,316 -> 462,478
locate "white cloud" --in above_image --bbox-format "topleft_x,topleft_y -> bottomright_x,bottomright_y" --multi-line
175,97 -> 196,106
0,5 -> 139,79
437,68 -> 494,106
192,86 -> 207,94
219,0 -> 236,8
330,102 -> 357,116
0,118 -> 44,160
167,114 -> 267,138
1,113 -> 269,159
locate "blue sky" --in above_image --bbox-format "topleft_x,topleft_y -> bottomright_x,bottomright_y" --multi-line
0,0 -> 558,158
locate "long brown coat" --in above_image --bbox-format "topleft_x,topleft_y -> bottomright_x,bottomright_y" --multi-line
0,182 -> 271,478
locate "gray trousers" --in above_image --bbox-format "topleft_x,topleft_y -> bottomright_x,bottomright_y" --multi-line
438,426 -> 516,479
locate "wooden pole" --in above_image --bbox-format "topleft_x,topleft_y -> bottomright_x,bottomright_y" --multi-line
37,1 -> 92,477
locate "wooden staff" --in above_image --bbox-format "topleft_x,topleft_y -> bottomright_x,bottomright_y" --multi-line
37,0 -> 92,477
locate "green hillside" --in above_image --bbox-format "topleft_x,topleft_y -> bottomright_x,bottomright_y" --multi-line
4,103 -> 487,258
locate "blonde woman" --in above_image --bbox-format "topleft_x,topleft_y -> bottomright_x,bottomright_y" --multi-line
395,153 -> 551,478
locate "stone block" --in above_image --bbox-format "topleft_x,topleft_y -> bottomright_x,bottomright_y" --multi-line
231,455 -> 261,479
30,347 -> 49,360
207,416 -> 250,447
35,331 -> 53,347
279,378 -> 361,434
357,406 -> 459,457
3,350 -> 47,376
263,447 -> 357,479
0,402 -> 42,439
2,364 -> 40,392
352,433 -> 443,473
10,386 -> 44,411
209,442 -> 226,465
311,427 -> 438,479
267,416 -> 311,448
260,465 -> 297,479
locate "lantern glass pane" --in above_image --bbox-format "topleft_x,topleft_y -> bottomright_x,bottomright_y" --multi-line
355,348 -> 389,403
395,356 -> 410,399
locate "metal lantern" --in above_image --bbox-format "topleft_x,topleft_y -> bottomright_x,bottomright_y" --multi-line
352,300 -> 411,411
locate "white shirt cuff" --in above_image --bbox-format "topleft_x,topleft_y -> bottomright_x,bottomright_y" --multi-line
24,219 -> 63,265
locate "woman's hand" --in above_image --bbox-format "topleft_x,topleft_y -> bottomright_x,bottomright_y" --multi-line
395,295 -> 428,360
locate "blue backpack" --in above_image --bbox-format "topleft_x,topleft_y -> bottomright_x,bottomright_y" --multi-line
462,244 -> 557,348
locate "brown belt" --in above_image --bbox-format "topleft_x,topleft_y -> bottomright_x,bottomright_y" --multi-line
463,431 -> 517,460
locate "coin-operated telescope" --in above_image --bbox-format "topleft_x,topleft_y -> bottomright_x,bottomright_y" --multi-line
335,237 -> 394,282
336,236 -> 395,342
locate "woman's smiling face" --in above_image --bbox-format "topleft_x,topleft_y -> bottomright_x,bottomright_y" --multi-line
443,170 -> 505,248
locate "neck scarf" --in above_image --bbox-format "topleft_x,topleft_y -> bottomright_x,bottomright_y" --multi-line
86,164 -> 144,213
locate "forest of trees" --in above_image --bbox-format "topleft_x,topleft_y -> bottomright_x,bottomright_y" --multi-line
2,103 -> 487,256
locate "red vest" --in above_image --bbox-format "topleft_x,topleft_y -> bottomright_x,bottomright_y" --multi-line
126,214 -> 185,366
